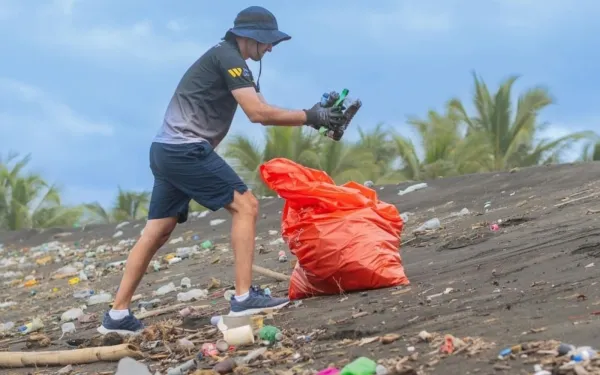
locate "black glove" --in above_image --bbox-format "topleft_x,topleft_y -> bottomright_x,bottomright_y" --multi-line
303,102 -> 346,130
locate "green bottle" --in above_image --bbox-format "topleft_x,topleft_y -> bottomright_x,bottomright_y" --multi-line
258,325 -> 283,343
340,357 -> 377,375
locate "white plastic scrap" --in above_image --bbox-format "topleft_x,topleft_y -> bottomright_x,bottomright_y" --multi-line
115,221 -> 130,230
2,271 -> 23,279
154,282 -> 177,296
169,237 -> 184,244
177,289 -> 208,302
30,241 -> 65,253
269,238 -> 285,245
210,219 -> 226,226
398,183 -> 428,196
115,357 -> 152,375
414,218 -> 441,232
0,302 -> 16,309
427,287 -> 454,300
61,308 -> 84,322
400,212 -> 414,223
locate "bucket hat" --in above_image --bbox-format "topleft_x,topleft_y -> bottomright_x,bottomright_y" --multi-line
226,6 -> 291,46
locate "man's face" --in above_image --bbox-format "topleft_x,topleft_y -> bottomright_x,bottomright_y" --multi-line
249,40 -> 272,61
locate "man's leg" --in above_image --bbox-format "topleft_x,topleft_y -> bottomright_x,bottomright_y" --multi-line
112,217 -> 177,309
98,143 -> 190,335
224,191 -> 289,316
225,190 -> 259,296
97,218 -> 177,335
166,141 -> 289,316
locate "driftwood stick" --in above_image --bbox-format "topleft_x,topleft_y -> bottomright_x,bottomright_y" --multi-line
252,264 -> 290,281
555,193 -> 599,208
137,304 -> 209,319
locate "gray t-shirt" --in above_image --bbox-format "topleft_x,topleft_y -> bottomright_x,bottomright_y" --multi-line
154,39 -> 258,147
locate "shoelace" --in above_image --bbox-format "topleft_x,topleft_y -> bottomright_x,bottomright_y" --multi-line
250,285 -> 269,297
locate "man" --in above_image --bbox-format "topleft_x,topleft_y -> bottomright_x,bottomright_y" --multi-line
98,6 -> 346,335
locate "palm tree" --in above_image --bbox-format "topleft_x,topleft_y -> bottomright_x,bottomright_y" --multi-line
449,72 -> 595,170
84,187 -> 150,223
82,201 -> 113,223
111,187 -> 150,221
316,137 -> 376,184
0,152 -> 83,230
580,140 -> 600,161
223,127 -> 321,195
389,132 -> 421,181
354,124 -> 407,184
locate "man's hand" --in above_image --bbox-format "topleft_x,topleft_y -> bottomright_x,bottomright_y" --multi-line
303,102 -> 346,130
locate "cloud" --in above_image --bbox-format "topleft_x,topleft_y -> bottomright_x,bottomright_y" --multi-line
0,77 -> 117,184
0,78 -> 114,136
1,0 -> 207,66
166,20 -> 186,33
365,3 -> 453,36
310,2 -> 454,46
43,21 -> 206,65
0,78 -> 139,208
487,0 -> 593,31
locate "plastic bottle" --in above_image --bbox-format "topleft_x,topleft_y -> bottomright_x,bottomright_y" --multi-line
258,325 -> 283,343
340,357 -> 377,375
88,292 -> 112,305
154,282 -> 176,296
176,247 -> 193,259
138,299 -> 161,309
180,277 -> 191,289
18,318 -> 44,335
414,218 -> 441,232
571,346 -> 597,362
61,308 -> 84,322
73,290 -> 94,299
177,289 -> 208,302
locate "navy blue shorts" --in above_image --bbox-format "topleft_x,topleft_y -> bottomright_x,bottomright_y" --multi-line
148,141 -> 248,223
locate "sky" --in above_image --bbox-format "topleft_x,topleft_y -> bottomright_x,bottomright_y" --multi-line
1,0 -> 599,208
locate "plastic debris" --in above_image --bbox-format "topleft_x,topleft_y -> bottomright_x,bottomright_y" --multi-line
398,182 -> 428,195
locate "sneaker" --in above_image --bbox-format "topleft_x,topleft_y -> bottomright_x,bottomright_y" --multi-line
97,310 -> 144,335
228,285 -> 290,317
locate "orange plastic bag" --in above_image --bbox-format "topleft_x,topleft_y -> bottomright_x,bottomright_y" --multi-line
259,158 -> 410,300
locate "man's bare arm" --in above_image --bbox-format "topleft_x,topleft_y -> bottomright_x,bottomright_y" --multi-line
257,92 -> 267,104
232,87 -> 306,126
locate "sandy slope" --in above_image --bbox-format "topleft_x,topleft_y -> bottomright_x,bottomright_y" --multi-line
0,162 -> 599,374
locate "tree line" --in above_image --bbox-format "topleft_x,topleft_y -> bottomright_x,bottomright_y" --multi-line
1,73 -> 598,230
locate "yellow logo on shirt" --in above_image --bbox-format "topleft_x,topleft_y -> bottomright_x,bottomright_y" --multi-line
228,68 -> 243,77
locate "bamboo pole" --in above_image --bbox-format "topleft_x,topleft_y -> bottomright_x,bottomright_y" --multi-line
0,343 -> 143,368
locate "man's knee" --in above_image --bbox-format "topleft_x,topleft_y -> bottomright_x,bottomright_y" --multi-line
141,217 -> 177,245
229,190 -> 259,218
